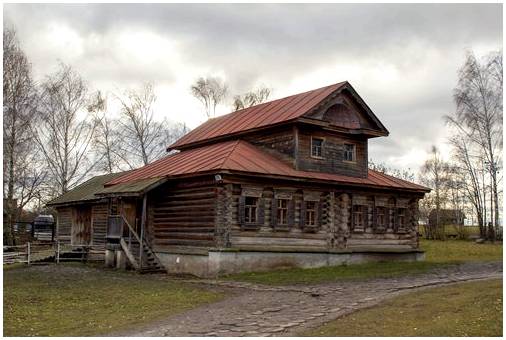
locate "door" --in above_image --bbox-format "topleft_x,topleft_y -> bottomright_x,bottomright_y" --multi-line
71,206 -> 92,245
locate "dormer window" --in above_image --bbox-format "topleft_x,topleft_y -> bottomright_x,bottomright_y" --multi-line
344,143 -> 356,162
311,137 -> 324,158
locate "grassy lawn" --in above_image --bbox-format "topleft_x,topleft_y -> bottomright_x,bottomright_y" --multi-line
420,239 -> 503,262
224,239 -> 502,285
302,279 -> 503,337
3,264 -> 223,336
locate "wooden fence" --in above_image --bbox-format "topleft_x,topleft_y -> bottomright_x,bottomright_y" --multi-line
3,242 -> 94,265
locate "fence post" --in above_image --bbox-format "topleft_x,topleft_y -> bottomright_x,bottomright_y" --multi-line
27,242 -> 31,265
56,241 -> 60,264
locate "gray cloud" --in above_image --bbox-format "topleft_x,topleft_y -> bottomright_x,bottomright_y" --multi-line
4,3 -> 503,172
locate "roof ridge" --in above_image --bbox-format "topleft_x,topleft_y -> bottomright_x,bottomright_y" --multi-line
213,81 -> 348,120
168,81 -> 349,150
221,139 -> 242,168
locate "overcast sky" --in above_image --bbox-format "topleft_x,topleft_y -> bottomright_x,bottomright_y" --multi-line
4,3 -> 503,174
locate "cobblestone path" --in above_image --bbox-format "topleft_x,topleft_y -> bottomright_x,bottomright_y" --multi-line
117,261 -> 502,337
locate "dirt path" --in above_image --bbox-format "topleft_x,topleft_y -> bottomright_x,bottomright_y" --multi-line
115,261 -> 502,337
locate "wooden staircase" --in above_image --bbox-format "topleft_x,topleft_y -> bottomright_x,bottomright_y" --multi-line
118,215 -> 165,273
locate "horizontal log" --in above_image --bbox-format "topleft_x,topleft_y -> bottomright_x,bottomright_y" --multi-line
153,200 -> 216,210
153,221 -> 216,228
153,213 -> 214,220
154,239 -> 216,247
161,191 -> 216,200
346,238 -> 414,245
152,211 -> 215,218
154,233 -> 215,241
153,227 -> 215,233
153,217 -> 215,225
230,236 -> 326,247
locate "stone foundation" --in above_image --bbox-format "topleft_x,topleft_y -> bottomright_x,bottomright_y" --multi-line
156,249 -> 425,278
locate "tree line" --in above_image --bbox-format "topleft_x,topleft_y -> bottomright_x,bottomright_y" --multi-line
3,27 -> 273,245
419,51 -> 502,241
3,25 -> 502,245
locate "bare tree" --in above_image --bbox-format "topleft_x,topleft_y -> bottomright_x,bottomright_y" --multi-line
419,146 -> 451,240
368,159 -> 416,182
190,76 -> 228,118
451,50 -> 502,231
89,91 -> 123,173
232,86 -> 272,111
115,83 -> 174,168
448,134 -> 487,237
34,63 -> 96,196
3,27 -> 45,245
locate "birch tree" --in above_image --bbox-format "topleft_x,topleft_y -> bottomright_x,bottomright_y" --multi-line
451,51 -> 502,230
3,27 -> 46,245
34,63 -> 96,196
116,83 -> 174,168
420,146 -> 451,239
190,76 -> 228,118
232,86 -> 272,111
89,91 -> 122,173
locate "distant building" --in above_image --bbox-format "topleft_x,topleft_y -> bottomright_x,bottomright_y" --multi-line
429,209 -> 466,226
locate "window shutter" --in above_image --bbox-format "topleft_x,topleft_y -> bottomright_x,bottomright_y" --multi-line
372,199 -> 376,230
271,198 -> 278,227
318,200 -> 324,227
258,197 -> 265,226
238,196 -> 245,227
300,201 -> 307,228
288,199 -> 295,228
393,208 -> 398,231
405,208 -> 412,230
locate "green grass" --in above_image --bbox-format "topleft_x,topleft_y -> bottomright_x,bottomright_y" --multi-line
224,239 -> 502,286
3,263 -> 223,336
420,239 -> 503,263
302,279 -> 503,337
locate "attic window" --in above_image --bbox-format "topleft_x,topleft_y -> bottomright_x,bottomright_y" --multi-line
344,143 -> 356,162
311,137 -> 324,158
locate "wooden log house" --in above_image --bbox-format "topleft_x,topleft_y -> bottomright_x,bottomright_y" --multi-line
48,82 -> 430,276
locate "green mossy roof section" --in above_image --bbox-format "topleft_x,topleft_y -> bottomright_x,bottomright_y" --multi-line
47,172 -> 130,206
96,177 -> 166,196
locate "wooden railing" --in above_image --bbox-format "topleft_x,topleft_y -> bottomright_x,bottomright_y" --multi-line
118,215 -> 145,270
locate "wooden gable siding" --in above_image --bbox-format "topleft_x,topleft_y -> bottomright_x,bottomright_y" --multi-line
56,207 -> 72,244
307,89 -> 377,131
297,127 -> 368,178
244,126 -> 295,166
91,203 -> 108,246
147,179 -> 218,251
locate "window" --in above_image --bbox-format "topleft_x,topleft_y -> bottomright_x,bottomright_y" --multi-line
344,143 -> 355,162
376,206 -> 386,228
353,205 -> 364,228
277,199 -> 288,225
245,197 -> 258,224
397,208 -> 406,228
311,137 -> 324,158
305,201 -> 317,226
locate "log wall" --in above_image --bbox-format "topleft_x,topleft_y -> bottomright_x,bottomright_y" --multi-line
297,127 -> 368,178
147,180 -> 218,251
217,179 -> 421,252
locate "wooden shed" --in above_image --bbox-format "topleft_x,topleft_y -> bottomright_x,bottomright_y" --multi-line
49,81 -> 430,277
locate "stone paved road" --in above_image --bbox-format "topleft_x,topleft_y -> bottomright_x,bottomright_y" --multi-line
115,261 -> 502,337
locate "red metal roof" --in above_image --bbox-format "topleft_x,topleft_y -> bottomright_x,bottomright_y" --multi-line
169,82 -> 348,150
106,140 -> 430,193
